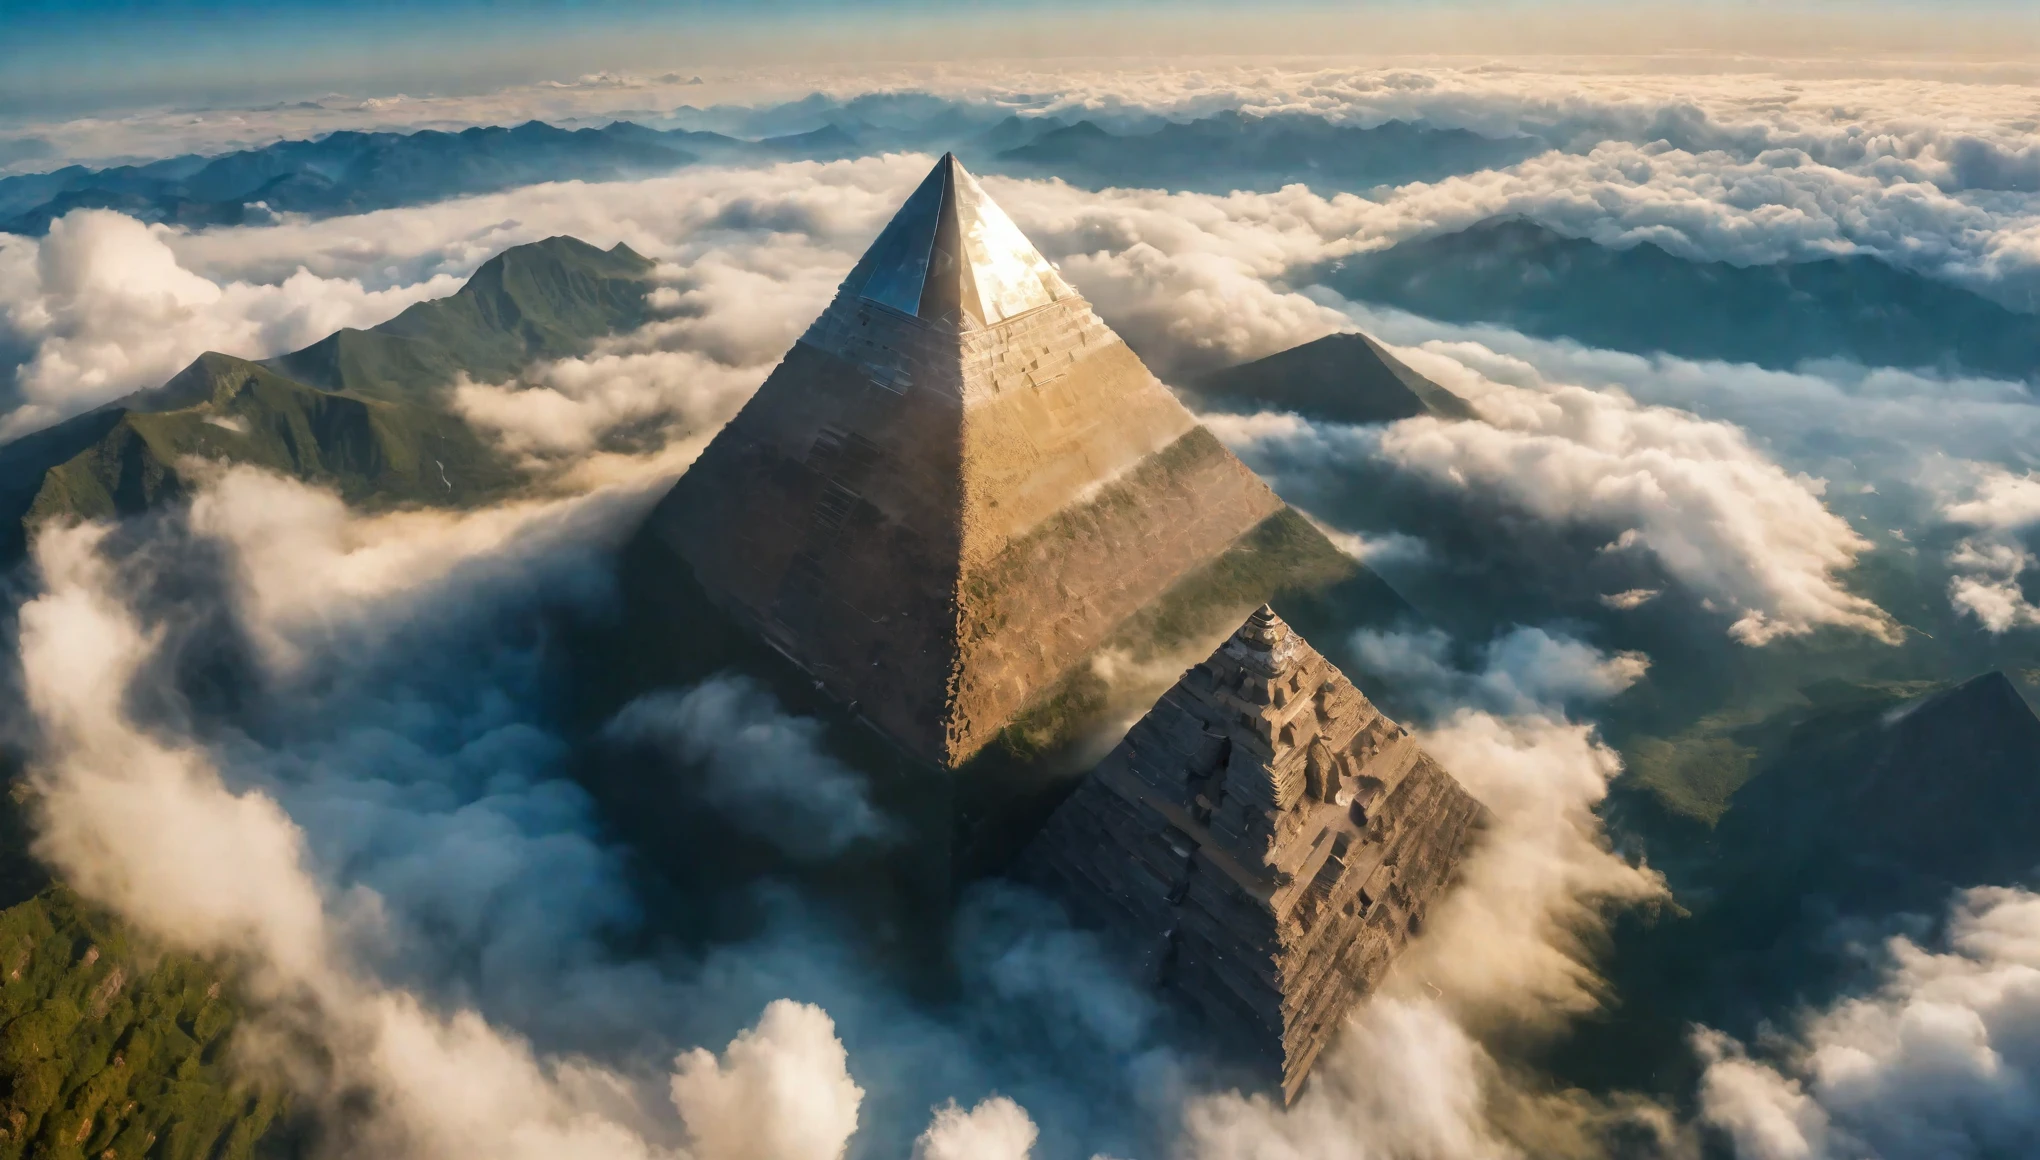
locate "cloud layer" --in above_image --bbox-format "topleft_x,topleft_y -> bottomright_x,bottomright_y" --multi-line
1210,337 -> 1896,646
1699,887 -> 2040,1160
0,210 -> 457,435
604,677 -> 896,861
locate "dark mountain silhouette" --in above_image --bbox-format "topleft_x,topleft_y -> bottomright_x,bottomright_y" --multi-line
1,122 -> 757,234
1557,673 -> 2040,1096
1187,331 -> 1476,425
994,110 -> 1540,194
1717,672 -> 2040,896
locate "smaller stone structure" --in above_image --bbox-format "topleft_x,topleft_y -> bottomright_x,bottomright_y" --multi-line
1025,605 -> 1489,1102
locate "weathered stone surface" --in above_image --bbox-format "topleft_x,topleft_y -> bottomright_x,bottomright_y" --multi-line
646,153 -> 1282,768
1024,605 -> 1488,1102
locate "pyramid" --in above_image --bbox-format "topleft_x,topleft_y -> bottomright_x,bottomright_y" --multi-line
647,154 -> 1285,767
1023,606 -> 1488,1102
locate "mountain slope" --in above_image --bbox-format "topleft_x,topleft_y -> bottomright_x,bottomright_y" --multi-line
0,887 -> 283,1160
1321,216 -> 2040,381
1552,673 -> 2040,1094
0,235 -> 653,559
1188,331 -> 1476,424
268,235 -> 654,401
19,353 -> 518,539
1715,671 -> 2040,896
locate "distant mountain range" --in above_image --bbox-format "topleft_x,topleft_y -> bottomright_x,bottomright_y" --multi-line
0,106 -> 1532,234
1321,217 -> 2040,381
0,121 -> 841,234
992,110 -> 1542,194
0,235 -> 653,559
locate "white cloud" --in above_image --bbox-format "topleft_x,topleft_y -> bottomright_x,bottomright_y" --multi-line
1601,588 -> 1660,610
1698,886 -> 2040,1160
447,237 -> 838,460
1479,627 -> 1651,711
671,1000 -> 865,1160
1936,466 -> 2040,633
1183,998 -> 1508,1160
451,347 -> 766,459
1330,299 -> 2040,494
603,677 -> 897,861
1408,712 -> 1665,1027
1314,523 -> 1434,570
913,1097 -> 1039,1160
16,513 -> 897,1160
185,463 -> 661,673
1381,343 -> 1895,645
20,521 -> 657,1156
1211,338 -> 1896,646
1943,469 -> 2040,532
1350,624 -> 1650,718
0,210 -> 458,436
1946,537 -> 2040,632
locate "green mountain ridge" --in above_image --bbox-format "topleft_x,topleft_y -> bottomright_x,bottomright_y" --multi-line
0,235 -> 654,561
1559,671 -> 2040,1095
265,236 -> 656,402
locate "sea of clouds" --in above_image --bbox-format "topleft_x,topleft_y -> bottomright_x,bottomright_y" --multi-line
1,55 -> 2039,1158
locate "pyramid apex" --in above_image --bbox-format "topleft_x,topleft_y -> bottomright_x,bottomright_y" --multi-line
847,152 -> 1076,329
1229,603 -> 1299,668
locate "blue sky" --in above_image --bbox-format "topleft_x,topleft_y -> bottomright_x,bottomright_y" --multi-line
5,0 -> 2037,118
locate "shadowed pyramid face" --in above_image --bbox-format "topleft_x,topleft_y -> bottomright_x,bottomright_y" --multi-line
649,154 -> 1285,767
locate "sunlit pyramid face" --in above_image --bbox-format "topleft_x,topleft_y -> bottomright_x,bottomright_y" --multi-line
646,152 -> 1289,768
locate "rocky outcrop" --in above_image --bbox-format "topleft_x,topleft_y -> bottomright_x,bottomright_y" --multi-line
1025,606 -> 1488,1101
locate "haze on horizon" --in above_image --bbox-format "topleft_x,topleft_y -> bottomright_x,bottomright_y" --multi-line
7,0 -> 2040,118
6,3 -> 2040,1159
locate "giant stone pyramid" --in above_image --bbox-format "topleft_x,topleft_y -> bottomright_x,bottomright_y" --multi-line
649,154 -> 1286,767
1024,606 -> 1488,1101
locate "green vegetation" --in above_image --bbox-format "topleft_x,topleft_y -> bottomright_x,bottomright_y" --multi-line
23,353 -> 521,532
268,237 -> 655,403
1625,715 -> 1762,825
0,235 -> 654,561
0,233 -> 661,1154
0,889 -> 280,1160
1623,677 -> 1952,824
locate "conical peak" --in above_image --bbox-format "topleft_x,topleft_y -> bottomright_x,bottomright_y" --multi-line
850,153 -> 1076,329
1226,604 -> 1301,678
1241,604 -> 1281,646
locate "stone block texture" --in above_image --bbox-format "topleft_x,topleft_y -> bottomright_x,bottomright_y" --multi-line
646,153 -> 1281,767
1025,606 -> 1489,1102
